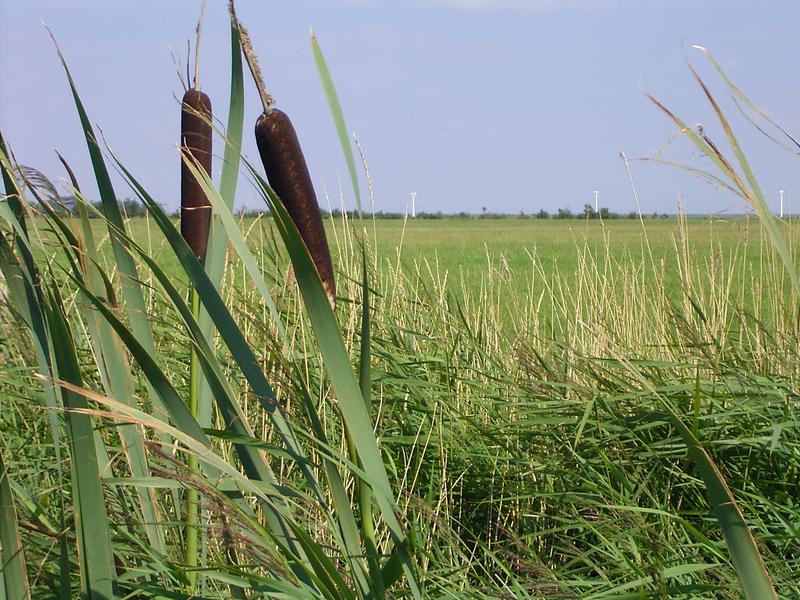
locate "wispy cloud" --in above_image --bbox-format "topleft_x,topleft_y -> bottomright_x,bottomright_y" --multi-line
436,0 -> 612,11
332,0 -> 612,11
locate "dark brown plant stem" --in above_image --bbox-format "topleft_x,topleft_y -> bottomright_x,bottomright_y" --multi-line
255,109 -> 336,305
180,88 -> 213,261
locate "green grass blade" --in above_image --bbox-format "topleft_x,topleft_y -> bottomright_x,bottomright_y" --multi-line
197,21 -> 246,429
250,166 -> 421,598
0,448 -> 30,600
36,187 -> 167,556
67,269 -> 213,450
686,58 -> 800,296
0,142 -> 72,598
45,286 -> 118,599
105,157 -> 338,584
356,246 -> 383,595
358,248 -> 371,411
49,33 -> 172,427
311,31 -> 362,215
287,523 -> 357,600
676,424 -> 777,599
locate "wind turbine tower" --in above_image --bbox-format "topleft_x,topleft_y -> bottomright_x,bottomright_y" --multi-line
594,190 -> 600,213
411,192 -> 417,218
780,189 -> 785,218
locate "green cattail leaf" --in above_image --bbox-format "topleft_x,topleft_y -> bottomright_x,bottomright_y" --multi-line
356,245 -> 383,595
106,155 -> 337,584
180,159 -> 370,597
35,185 -> 166,555
197,20 -> 247,429
190,134 -> 373,588
45,286 -> 118,600
67,270 -> 212,448
0,448 -> 30,600
311,31 -> 362,215
50,32 -> 173,429
250,165 -> 422,598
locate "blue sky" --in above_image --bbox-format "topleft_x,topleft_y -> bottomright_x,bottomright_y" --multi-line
2,1 -> 800,215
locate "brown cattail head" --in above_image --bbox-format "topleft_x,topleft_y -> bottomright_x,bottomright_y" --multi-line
255,108 -> 336,306
180,88 -> 213,261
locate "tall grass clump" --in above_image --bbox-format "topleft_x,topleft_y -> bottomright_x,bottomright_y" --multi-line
0,12 -> 797,600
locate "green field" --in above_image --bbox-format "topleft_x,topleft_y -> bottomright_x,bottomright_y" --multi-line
114,213 -> 795,328
127,214 -> 769,283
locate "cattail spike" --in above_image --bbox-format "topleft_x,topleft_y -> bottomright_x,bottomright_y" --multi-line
255,109 -> 336,306
180,89 -> 213,261
232,1 -> 335,305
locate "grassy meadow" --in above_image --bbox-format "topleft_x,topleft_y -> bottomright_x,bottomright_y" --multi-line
120,213 -> 798,331
1,10 -> 799,600
120,214 -> 784,300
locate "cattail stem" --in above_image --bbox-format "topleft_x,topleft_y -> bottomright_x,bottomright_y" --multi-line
185,286 -> 201,588
180,90 -> 209,591
229,1 -> 275,112
193,0 -> 207,89
181,7 -> 211,587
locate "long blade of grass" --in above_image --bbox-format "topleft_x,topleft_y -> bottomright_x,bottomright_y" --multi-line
356,246 -> 383,596
250,165 -> 421,598
311,31 -> 362,215
39,167 -> 166,555
64,265 -> 212,450
0,140 -> 71,598
49,31 -> 172,428
105,157 -> 354,586
45,284 -> 118,599
685,59 -> 800,296
693,45 -> 800,152
0,448 -> 30,600
197,21 -> 246,429
52,363 -> 328,594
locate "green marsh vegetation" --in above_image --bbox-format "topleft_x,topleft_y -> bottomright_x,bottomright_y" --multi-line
0,8 -> 798,600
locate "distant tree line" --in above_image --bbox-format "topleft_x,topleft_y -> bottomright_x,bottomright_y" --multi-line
44,197 -> 673,220
537,204 -> 671,220
319,206 -> 673,220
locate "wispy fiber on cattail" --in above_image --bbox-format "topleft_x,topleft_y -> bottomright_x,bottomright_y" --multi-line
180,88 -> 213,261
231,4 -> 336,306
